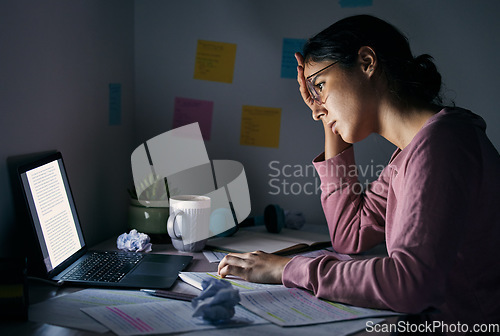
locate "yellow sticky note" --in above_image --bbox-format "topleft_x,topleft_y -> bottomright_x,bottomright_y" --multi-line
194,40 -> 237,83
0,284 -> 23,298
240,105 -> 281,148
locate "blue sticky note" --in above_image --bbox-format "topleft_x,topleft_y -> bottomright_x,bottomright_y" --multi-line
281,38 -> 307,79
109,83 -> 121,126
339,0 -> 373,8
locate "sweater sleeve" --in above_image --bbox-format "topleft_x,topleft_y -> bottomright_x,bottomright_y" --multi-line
283,125 -> 481,313
312,146 -> 387,254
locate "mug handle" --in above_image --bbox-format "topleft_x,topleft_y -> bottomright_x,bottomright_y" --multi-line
167,210 -> 184,239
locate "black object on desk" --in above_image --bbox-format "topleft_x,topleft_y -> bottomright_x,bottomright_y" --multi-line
0,257 -> 28,321
141,289 -> 197,301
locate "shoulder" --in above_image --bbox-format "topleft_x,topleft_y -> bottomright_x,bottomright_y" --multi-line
417,107 -> 485,143
410,107 -> 485,156
393,107 -> 486,177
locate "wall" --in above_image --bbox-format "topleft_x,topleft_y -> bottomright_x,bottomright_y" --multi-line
0,0 -> 135,256
1,1 -> 498,258
134,0 -> 500,225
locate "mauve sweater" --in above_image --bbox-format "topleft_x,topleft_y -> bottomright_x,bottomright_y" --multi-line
282,107 -> 500,327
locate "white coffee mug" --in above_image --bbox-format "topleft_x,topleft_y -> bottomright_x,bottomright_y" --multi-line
167,195 -> 211,252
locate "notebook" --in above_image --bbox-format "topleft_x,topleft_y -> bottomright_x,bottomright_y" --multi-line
16,151 -> 192,289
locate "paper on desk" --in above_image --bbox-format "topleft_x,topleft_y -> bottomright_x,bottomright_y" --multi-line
240,287 -> 400,327
179,272 -> 400,327
179,271 -> 284,292
82,300 -> 269,336
195,317 -> 384,336
29,288 -> 167,333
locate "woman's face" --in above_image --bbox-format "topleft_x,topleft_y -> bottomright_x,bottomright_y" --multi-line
304,59 -> 379,143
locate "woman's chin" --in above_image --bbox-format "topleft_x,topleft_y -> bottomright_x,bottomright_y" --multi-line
339,131 -> 369,144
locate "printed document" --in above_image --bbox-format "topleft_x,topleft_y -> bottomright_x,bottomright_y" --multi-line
29,288 -> 168,333
82,301 -> 268,336
239,287 -> 399,327
179,272 -> 400,327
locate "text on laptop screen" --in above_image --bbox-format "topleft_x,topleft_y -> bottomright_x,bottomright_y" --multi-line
20,158 -> 85,272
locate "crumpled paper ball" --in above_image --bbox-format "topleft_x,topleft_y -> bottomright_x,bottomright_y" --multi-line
117,229 -> 152,252
284,210 -> 306,230
191,278 -> 240,323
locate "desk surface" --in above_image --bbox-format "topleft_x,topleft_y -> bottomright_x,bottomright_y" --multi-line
0,239 -> 397,336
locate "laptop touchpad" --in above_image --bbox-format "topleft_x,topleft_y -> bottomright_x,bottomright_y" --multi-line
131,262 -> 172,276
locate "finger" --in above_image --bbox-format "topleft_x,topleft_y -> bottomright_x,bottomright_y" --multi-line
218,264 -> 245,279
218,253 -> 240,275
230,251 -> 261,260
218,253 -> 246,272
295,60 -> 316,107
219,265 -> 236,278
296,63 -> 304,84
297,66 -> 315,107
295,52 -> 304,67
295,53 -> 312,103
218,253 -> 237,274
217,256 -> 228,275
226,252 -> 245,258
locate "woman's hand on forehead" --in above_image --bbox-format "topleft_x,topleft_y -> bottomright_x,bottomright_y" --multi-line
295,52 -> 316,107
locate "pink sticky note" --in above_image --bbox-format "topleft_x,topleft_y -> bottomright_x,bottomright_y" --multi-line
173,97 -> 214,140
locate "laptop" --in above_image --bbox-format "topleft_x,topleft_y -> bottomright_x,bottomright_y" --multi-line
16,151 -> 192,289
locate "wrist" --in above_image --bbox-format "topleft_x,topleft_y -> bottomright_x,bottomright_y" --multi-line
323,126 -> 350,159
276,257 -> 292,284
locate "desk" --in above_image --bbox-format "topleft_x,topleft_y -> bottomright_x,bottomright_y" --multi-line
0,240 -> 398,336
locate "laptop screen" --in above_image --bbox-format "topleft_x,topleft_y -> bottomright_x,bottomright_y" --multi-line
19,153 -> 85,272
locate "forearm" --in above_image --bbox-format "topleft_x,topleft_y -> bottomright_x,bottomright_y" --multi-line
314,147 -> 387,254
283,252 -> 446,314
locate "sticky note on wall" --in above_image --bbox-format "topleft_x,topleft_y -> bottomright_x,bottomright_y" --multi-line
173,97 -> 213,140
240,105 -> 281,148
281,38 -> 307,79
194,40 -> 237,83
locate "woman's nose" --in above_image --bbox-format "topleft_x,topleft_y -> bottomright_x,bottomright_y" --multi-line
312,105 -> 328,121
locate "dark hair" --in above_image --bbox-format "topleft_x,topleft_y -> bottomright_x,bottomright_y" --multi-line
303,15 -> 442,108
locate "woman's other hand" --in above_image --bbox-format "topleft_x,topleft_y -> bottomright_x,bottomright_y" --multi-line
218,251 -> 291,284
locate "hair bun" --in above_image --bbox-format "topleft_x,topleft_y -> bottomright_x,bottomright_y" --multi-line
303,15 -> 444,107
411,54 -> 442,104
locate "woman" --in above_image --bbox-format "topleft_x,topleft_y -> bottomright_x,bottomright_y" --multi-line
218,15 -> 500,331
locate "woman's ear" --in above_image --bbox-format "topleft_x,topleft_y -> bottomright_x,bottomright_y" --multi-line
358,46 -> 377,76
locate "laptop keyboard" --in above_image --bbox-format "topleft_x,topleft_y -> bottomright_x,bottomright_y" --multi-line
61,251 -> 144,283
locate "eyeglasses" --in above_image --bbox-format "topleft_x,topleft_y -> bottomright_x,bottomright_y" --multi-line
306,61 -> 338,105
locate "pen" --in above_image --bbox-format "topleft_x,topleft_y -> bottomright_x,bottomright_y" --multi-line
140,289 -> 197,301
